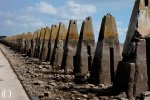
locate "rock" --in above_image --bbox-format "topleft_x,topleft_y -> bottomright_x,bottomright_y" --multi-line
76,97 -> 81,100
39,95 -> 44,98
98,84 -> 105,88
92,97 -> 99,100
114,92 -> 127,99
71,90 -> 77,94
49,82 -> 57,86
33,81 -> 44,85
87,84 -> 95,88
26,70 -> 30,73
38,65 -> 43,69
31,96 -> 40,100
44,92 -> 51,97
68,82 -> 74,86
141,91 -> 150,100
88,93 -> 95,98
45,85 -> 53,90
82,94 -> 88,98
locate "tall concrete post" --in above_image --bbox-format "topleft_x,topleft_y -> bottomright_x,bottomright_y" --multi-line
30,31 -> 38,58
25,32 -> 32,56
20,33 -> 26,54
39,28 -> 46,61
40,27 -> 51,61
114,0 -> 150,98
34,29 -> 42,58
74,17 -> 95,83
61,20 -> 79,74
89,14 -> 121,84
46,25 -> 58,62
50,23 -> 67,68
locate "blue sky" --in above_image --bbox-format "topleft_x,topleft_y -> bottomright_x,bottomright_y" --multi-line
0,0 -> 135,43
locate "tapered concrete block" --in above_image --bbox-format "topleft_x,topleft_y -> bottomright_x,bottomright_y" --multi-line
20,33 -> 26,54
134,39 -> 148,96
46,25 -> 58,62
61,20 -> 79,73
39,28 -> 46,61
40,27 -> 51,61
30,31 -> 39,58
25,32 -> 32,56
123,0 -> 150,58
50,23 -> 67,68
90,14 -> 121,84
114,0 -> 150,98
114,40 -> 148,98
34,29 -> 42,58
13,34 -> 22,52
74,17 -> 95,83
114,61 -> 135,98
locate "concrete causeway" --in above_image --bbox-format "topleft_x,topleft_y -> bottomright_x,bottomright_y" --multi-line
0,47 -> 29,100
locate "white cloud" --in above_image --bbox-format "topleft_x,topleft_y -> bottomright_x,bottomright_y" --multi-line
36,2 -> 58,15
25,1 -> 97,20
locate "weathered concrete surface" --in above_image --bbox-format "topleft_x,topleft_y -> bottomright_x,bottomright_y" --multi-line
73,17 -> 95,83
46,25 -> 58,62
90,14 -> 121,84
34,29 -> 42,58
146,38 -> 150,90
20,33 -> 26,54
30,31 -> 38,58
114,39 -> 148,98
0,46 -> 29,100
25,32 -> 32,56
39,28 -> 46,61
114,0 -> 150,98
38,28 -> 46,60
134,39 -> 148,96
50,23 -> 67,68
123,0 -> 150,58
40,27 -> 51,61
61,20 -> 79,73
141,91 -> 150,100
114,61 -> 135,98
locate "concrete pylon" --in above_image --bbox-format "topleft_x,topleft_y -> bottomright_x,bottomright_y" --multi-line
61,20 -> 79,73
34,29 -> 42,58
89,14 -> 121,84
30,31 -> 39,58
73,17 -> 95,83
39,27 -> 51,61
25,32 -> 32,56
50,23 -> 67,68
114,0 -> 150,98
23,33 -> 29,54
46,25 -> 58,62
20,33 -> 26,54
39,28 -> 46,61
15,34 -> 22,52
123,0 -> 150,58
39,28 -> 46,59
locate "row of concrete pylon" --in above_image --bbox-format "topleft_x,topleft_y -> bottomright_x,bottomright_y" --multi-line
1,13 -> 121,85
1,0 -> 150,99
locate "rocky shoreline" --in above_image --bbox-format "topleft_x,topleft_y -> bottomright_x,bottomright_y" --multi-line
0,44 -> 127,100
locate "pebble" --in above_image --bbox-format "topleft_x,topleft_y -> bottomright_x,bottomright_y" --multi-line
49,82 -> 57,86
82,94 -> 88,98
44,92 -> 51,97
